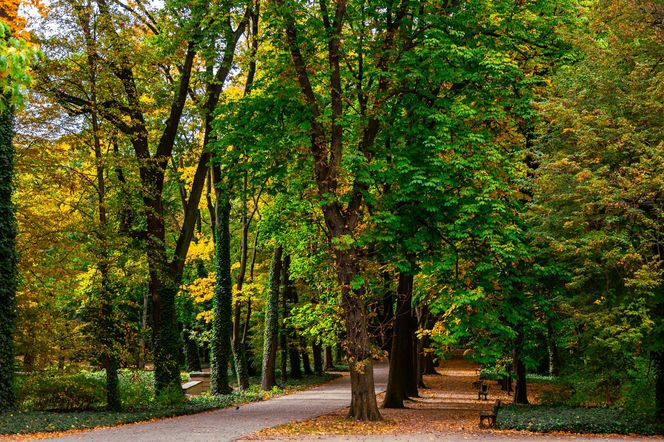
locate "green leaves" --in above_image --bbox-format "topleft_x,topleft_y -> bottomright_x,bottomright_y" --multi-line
0,21 -> 40,109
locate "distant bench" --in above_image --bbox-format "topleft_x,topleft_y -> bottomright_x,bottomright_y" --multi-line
472,380 -> 489,400
182,371 -> 210,395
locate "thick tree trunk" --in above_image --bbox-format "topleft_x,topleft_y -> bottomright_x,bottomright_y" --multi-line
289,347 -> 302,379
261,247 -> 282,390
336,251 -> 381,420
383,273 -> 416,408
512,332 -> 529,404
312,343 -> 323,374
0,107 -> 16,411
210,190 -> 233,394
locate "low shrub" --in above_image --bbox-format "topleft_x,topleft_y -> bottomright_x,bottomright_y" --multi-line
496,404 -> 663,435
19,372 -> 106,411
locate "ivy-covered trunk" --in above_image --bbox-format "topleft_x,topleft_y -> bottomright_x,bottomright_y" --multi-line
0,107 -> 16,411
261,246 -> 282,390
210,189 -> 233,394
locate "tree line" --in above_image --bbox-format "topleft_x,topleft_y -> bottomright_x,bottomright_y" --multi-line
0,0 -> 662,423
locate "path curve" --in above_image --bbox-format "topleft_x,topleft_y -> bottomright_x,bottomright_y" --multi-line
38,363 -> 389,442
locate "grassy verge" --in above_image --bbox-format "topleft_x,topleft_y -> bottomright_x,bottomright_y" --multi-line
496,404 -> 664,435
0,372 -> 340,435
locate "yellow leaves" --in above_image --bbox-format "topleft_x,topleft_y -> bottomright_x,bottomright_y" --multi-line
139,93 -> 155,105
196,311 -> 214,324
182,272 -> 215,304
186,236 -> 214,263
575,170 -> 592,181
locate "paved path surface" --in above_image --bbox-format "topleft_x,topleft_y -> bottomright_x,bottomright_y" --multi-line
38,363 -> 388,442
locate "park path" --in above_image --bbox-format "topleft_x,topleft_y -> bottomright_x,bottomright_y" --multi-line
36,363 -> 389,442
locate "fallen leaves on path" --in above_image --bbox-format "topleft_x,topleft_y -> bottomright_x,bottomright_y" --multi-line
245,357 -> 654,440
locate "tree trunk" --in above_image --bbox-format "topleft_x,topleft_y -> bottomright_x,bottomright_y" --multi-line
261,246 -> 282,390
383,273 -> 416,408
89,85 -> 120,410
302,340 -> 313,375
323,346 -> 334,371
513,332 -> 529,404
210,187 -> 233,395
0,107 -> 16,411
312,343 -> 323,374
408,312 -> 420,397
547,319 -> 560,376
336,251 -> 381,420
655,350 -> 664,421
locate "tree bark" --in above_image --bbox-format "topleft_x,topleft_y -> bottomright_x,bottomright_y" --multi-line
302,339 -> 313,375
323,346 -> 334,371
312,343 -> 323,374
0,107 -> 16,411
336,251 -> 381,420
513,332 -> 529,404
261,246 -> 282,390
383,273 -> 416,408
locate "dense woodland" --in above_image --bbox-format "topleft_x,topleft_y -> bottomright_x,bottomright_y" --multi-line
0,0 -> 662,428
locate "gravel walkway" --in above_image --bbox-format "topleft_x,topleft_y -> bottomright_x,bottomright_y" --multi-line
37,363 -> 389,442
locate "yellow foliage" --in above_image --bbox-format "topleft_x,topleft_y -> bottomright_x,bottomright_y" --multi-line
186,236 -> 215,263
182,272 -> 215,304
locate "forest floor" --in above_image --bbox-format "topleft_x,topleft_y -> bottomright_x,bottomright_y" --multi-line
242,357 -> 663,441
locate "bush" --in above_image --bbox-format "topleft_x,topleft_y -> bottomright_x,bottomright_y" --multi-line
118,370 -> 154,410
20,372 -> 106,411
496,404 -> 663,435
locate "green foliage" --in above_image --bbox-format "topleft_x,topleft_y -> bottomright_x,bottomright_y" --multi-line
0,107 -> 16,410
0,21 -> 40,108
496,404 -> 663,435
19,372 -> 106,411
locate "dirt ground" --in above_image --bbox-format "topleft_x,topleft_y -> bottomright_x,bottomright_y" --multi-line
244,357 -> 658,441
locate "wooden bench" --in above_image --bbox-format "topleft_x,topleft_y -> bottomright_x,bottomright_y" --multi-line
181,380 -> 205,395
477,382 -> 489,400
479,399 -> 501,428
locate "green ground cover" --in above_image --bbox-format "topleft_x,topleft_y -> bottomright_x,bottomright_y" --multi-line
496,404 -> 664,435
